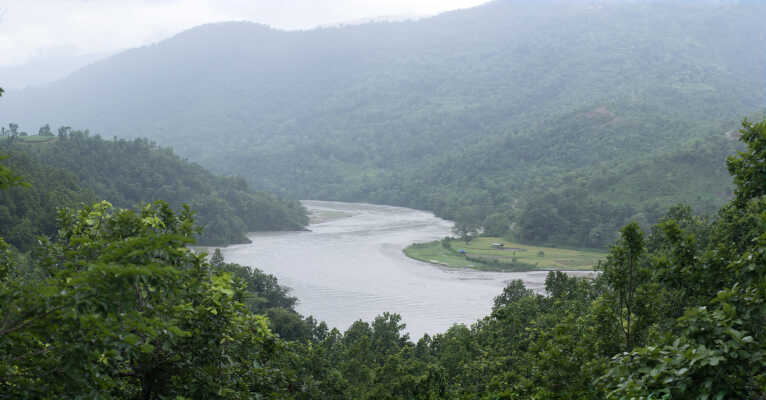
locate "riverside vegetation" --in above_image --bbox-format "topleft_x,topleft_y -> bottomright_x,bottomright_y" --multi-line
404,237 -> 603,271
3,0 -> 766,395
3,76 -> 766,397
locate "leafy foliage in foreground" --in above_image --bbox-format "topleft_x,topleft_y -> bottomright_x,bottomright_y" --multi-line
0,202 -> 281,397
0,128 -> 307,249
1,120 -> 766,398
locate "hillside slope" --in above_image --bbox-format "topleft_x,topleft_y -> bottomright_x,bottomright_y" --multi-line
0,131 -> 307,250
2,0 -> 764,245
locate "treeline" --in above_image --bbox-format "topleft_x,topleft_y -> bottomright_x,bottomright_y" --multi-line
0,127 -> 308,250
349,115 -> 741,248
511,135 -> 741,248
2,119 -> 765,398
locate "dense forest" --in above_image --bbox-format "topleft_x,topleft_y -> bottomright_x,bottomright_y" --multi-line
2,0 -> 764,247
2,67 -> 766,398
0,127 -> 307,250
3,0 -> 766,397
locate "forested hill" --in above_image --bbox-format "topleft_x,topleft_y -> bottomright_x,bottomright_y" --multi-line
0,130 -> 307,250
3,117 -> 766,398
1,0 -> 765,246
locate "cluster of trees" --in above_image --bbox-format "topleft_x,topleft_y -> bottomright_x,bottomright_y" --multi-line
354,111 -> 744,248
0,123 -> 56,138
0,126 -> 308,250
432,130 -> 740,248
515,187 -> 656,248
2,102 -> 766,396
0,200 -> 309,397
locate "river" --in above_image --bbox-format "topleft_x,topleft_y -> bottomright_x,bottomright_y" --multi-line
220,200 -> 594,339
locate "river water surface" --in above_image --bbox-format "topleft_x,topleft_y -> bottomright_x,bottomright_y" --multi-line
221,201 -> 593,339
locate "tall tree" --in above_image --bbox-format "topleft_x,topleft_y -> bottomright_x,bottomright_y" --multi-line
37,124 -> 53,137
601,222 -> 645,350
452,207 -> 481,244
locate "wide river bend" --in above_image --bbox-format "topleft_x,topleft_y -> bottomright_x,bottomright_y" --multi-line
221,201 -> 593,339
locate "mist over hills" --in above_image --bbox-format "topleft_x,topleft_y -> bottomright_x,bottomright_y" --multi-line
0,50 -> 107,90
6,3 -> 766,396
2,0 -> 765,245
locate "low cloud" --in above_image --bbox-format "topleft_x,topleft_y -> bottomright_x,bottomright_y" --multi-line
0,0 -> 487,67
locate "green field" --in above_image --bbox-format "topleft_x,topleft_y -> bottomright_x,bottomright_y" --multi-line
1,135 -> 57,144
404,237 -> 605,272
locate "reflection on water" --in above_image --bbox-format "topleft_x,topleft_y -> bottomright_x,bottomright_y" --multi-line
221,200 -> 594,339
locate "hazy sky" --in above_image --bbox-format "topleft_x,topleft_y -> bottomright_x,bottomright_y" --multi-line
0,0 -> 489,67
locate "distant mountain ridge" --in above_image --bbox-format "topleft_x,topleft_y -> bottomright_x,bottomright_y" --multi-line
2,0 -> 765,246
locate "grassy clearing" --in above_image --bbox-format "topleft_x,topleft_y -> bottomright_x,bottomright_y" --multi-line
19,136 -> 57,143
404,237 -> 605,272
1,136 -> 58,144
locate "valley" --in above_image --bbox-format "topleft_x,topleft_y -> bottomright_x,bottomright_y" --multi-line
2,0 -> 766,397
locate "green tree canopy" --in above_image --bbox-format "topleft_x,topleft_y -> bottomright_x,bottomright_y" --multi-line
0,201 -> 282,398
